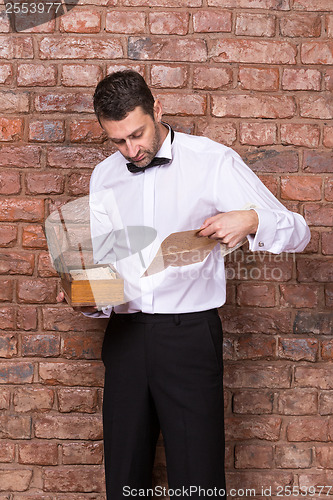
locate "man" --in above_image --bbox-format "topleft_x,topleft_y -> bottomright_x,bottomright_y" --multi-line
58,70 -> 310,499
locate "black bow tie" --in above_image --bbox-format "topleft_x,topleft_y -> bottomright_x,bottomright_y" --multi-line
126,156 -> 171,174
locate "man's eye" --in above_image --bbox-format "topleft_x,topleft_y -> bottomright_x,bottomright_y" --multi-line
133,133 -> 142,139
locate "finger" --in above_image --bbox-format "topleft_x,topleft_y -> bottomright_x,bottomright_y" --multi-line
199,213 -> 223,230
56,291 -> 65,302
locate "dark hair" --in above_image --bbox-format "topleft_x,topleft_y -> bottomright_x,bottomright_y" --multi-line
93,70 -> 155,123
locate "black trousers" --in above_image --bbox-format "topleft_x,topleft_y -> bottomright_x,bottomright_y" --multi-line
101,309 -> 226,499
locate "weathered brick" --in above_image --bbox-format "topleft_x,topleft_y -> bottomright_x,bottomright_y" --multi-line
258,175 -> 278,196
29,120 -> 65,143
287,417 -> 329,442
323,126 -> 333,148
43,466 -> 104,493
47,146 -> 109,169
236,283 -> 276,307
275,444 -> 312,468
316,446 -> 333,468
0,470 -> 32,492
13,387 -> 54,412
0,199 -> 44,222
61,64 -> 102,87
17,64 -> 57,86
61,332 -> 103,359
39,361 -> 104,387
0,91 -> 29,113
221,307 -> 292,334
212,95 -> 295,118
0,441 -> 14,461
149,12 -> 189,34
0,11 -> 10,33
0,251 -> 34,275
0,145 -> 42,168
0,170 -> 21,194
35,415 -> 103,440
300,95 -> 333,119
16,307 -> 37,331
0,36 -> 33,59
37,251 -> 58,278
22,224 -> 47,249
62,442 -> 103,464
238,67 -> 279,91
106,63 -> 145,77
321,339 -> 333,360
282,68 -> 321,90
193,10 -> 232,33
58,388 -> 99,413
0,64 -> 12,84
0,224 -> 17,247
225,416 -> 282,441
224,363 -> 291,388
226,471 -> 293,496
235,443 -> 273,468
303,150 -> 333,173
293,0 -> 333,11
17,279 -> 57,304
157,92 -> 206,116
26,172 -> 64,195
0,307 -> 16,330
235,335 -> 276,359
233,390 -> 274,414
240,123 -> 277,146
196,119 -> 237,146
0,118 -> 23,142
282,124 -> 320,148
304,203 -> 333,226
193,66 -> 232,90
60,10 -> 101,33
303,229 -> 320,253
151,65 -> 189,88
34,93 -> 93,113
211,39 -> 296,64
325,68 -> 333,90
278,389 -> 318,415
319,391 -> 333,415
0,280 -> 13,302
280,14 -> 322,37
123,0 -> 201,5
278,338 -> 318,362
293,311 -> 333,334
301,41 -> 333,65
235,13 -> 276,37
69,120 -> 105,143
128,37 -> 207,62
0,333 -> 17,358
322,232 -> 333,255
295,366 -> 333,389
19,442 -> 58,465
67,173 -> 91,196
225,253 -> 294,283
281,175 -> 322,201
244,149 -> 299,173
208,0 -> 289,8
39,36 -> 123,59
0,414 -> 31,438
22,334 -> 60,357
327,14 -> 333,37
106,11 -> 145,34
280,284 -> 319,308
325,284 -> 333,307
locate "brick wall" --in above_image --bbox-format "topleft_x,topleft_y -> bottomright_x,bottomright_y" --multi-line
0,0 -> 332,497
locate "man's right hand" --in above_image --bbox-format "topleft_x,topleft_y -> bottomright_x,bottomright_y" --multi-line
56,291 -> 98,313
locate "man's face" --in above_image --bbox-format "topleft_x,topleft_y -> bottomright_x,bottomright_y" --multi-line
100,104 -> 163,168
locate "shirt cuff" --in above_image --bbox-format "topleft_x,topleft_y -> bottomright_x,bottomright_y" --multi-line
247,208 -> 277,252
82,305 -> 113,319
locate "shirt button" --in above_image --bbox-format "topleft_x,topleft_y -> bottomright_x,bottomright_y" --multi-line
258,242 -> 264,247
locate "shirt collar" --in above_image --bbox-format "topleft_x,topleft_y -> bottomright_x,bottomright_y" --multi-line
155,122 -> 173,161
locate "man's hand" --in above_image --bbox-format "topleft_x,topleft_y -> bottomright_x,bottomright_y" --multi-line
56,291 -> 98,313
198,210 -> 259,248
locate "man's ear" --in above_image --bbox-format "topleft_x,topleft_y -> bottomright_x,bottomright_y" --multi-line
153,99 -> 163,122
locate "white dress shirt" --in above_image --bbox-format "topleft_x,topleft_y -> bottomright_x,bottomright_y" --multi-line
88,127 -> 310,317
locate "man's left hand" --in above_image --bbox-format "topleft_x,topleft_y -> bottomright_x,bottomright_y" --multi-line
198,210 -> 259,248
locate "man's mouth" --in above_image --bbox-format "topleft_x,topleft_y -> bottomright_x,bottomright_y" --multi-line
131,153 -> 145,163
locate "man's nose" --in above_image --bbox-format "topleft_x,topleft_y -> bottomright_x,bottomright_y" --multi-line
126,140 -> 139,158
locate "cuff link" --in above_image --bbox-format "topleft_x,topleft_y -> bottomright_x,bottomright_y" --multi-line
258,241 -> 264,247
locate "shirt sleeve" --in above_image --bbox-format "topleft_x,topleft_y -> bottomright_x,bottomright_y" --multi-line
214,149 -> 311,254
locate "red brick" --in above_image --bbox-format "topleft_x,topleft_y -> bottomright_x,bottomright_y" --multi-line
319,391 -> 333,415
18,442 -> 58,465
224,363 -> 291,388
0,333 -> 17,358
324,69 -> 333,90
233,390 -> 274,414
325,284 -> 333,307
0,307 -> 16,330
244,149 -> 299,173
0,470 -> 32,492
61,64 -> 102,87
16,307 -> 37,331
322,232 -> 333,255
281,124 -> 320,148
303,229 -> 320,253
0,12 -> 10,32
196,119 -> 236,146
240,123 -> 277,146
61,332 -> 103,360
106,11 -> 145,34
259,175 -> 279,196
293,0 -> 332,10
303,150 -> 333,173
0,64 -> 12,84
106,63 -> 145,77
301,41 -> 333,65
193,10 -> 232,33
225,254 -> 294,283
235,444 -> 273,468
0,414 -> 32,438
157,92 -> 206,116
62,442 -> 103,465
17,278 -> 57,304
323,126 -> 333,148
29,120 -> 65,143
39,361 -> 105,387
0,145 -> 42,168
35,415 -> 103,440
211,39 -> 296,64
300,95 -> 333,119
321,339 -> 333,360
0,118 -> 23,142
13,387 -> 54,412
287,417 -> 329,442
304,203 -> 333,226
193,66 -> 232,90
0,91 -> 29,112
0,280 -> 13,302
22,224 -> 47,249
235,13 -> 276,37
237,283 -> 276,307
226,471 -> 293,496
316,446 -> 333,468
123,0 -> 201,5
0,224 -> 17,247
151,65 -> 189,88
39,36 -> 123,59
235,335 -> 276,359
34,93 -> 93,113
47,146 -> 109,169
225,416 -> 282,441
0,251 -> 34,275
14,12 -> 55,33
278,338 -> 318,362
208,0 -> 289,7
26,172 -> 64,196
280,284 -> 319,308
37,251 -> 58,278
327,15 -> 333,37
212,95 -> 295,118
0,170 -> 21,194
43,466 -> 104,493
280,14 -> 322,37
275,444 -> 312,468
295,366 -> 333,389
60,10 -> 101,33
281,175 -> 322,201
67,173 -> 91,196
0,35 -> 33,59
150,12 -> 189,35
0,198 -> 44,222
69,120 -> 105,144
165,117 -> 195,135
128,37 -> 207,62
283,68 -> 321,91
58,388 -> 99,413
22,334 -> 60,357
0,441 -> 14,461
17,64 -> 56,86
238,67 -> 279,91
294,311 -> 333,334
222,307 -> 292,334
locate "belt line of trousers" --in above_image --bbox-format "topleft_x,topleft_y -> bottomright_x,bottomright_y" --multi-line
101,309 -> 226,499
